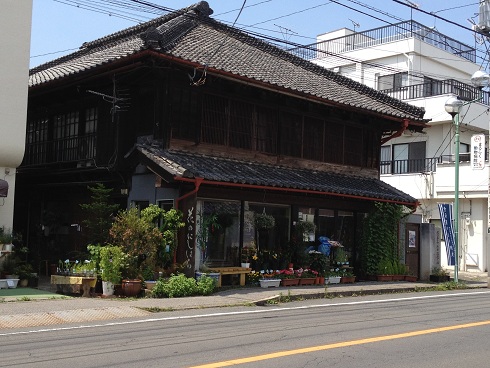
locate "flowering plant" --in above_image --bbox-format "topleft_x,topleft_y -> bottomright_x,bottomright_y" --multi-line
327,268 -> 343,277
241,243 -> 256,263
279,269 -> 296,279
308,250 -> 329,277
246,271 -> 262,284
298,268 -> 318,278
58,259 -> 75,275
259,270 -> 280,279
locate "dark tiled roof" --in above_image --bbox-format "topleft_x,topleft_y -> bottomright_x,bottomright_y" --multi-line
135,144 -> 417,206
29,2 -> 427,125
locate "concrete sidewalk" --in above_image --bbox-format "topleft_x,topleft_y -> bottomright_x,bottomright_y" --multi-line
0,271 -> 487,330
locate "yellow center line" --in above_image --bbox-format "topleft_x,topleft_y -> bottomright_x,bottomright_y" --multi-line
189,320 -> 490,368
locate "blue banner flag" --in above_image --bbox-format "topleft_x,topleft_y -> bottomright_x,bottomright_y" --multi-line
437,203 -> 455,266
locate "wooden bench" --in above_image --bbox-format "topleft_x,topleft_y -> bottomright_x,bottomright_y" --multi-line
207,267 -> 251,287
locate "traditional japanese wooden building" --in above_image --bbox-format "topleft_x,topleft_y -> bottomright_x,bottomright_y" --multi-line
17,2 -> 428,274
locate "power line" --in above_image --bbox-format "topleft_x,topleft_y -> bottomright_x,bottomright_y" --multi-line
35,0 -> 489,85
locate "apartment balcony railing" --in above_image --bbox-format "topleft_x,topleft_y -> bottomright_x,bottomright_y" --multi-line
380,153 -> 486,175
288,20 -> 476,63
379,79 -> 490,104
380,157 -> 438,175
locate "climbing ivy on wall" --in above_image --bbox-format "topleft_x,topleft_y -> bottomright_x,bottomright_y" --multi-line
360,202 -> 408,276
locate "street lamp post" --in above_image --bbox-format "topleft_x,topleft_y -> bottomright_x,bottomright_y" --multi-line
444,96 -> 464,283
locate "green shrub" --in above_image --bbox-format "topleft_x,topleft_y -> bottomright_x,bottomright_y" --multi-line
377,259 -> 394,275
196,274 -> 216,295
153,273 -> 197,298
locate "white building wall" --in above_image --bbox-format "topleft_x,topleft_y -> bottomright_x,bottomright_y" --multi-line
313,27 -> 489,272
0,1 -> 32,231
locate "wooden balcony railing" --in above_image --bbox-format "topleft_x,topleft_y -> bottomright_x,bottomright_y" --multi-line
23,134 -> 96,166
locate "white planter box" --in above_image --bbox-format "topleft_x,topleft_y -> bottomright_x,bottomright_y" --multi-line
259,279 -> 281,288
7,279 -> 19,288
327,276 -> 341,284
0,279 -> 8,289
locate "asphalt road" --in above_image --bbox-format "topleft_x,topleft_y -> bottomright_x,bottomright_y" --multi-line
2,289 -> 490,367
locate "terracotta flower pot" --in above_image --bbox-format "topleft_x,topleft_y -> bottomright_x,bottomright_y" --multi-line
281,278 -> 300,286
340,276 -> 355,283
299,277 -> 316,286
121,279 -> 142,297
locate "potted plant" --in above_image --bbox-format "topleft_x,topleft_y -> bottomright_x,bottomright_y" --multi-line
309,250 -> 329,284
110,206 -> 163,297
340,271 -> 356,284
405,271 -> 418,282
376,259 -> 394,281
15,263 -> 34,287
298,268 -> 318,285
142,266 -> 157,291
279,268 -> 300,286
430,266 -> 450,282
0,228 -> 14,251
333,247 -> 347,266
254,213 -> 275,230
99,245 -> 126,296
1,254 -> 19,278
259,270 -> 281,288
241,243 -> 256,268
326,268 -> 342,284
392,261 -> 405,281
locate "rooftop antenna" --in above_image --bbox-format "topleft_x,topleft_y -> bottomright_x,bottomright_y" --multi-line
274,24 -> 298,41
349,18 -> 360,32
405,0 -> 419,21
405,0 -> 419,8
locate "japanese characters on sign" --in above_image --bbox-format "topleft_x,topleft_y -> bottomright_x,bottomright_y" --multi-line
471,134 -> 485,170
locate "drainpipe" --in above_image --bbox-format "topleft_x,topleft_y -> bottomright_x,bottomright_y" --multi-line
174,177 -> 203,263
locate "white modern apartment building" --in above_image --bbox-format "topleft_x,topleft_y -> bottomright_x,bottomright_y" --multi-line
0,1 -> 32,231
291,20 -> 489,272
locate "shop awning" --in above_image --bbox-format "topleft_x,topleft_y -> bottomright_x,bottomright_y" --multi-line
129,144 -> 418,208
0,179 -> 8,197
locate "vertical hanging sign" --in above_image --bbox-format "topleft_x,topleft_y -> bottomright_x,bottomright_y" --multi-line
437,203 -> 455,266
471,134 -> 485,170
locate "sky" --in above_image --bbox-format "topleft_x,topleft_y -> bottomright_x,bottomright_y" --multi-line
30,0 -> 486,70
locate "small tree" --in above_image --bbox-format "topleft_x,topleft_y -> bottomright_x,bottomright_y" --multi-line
109,207 -> 162,279
80,184 -> 119,245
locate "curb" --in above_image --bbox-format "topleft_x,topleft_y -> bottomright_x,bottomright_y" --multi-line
252,283 -> 488,306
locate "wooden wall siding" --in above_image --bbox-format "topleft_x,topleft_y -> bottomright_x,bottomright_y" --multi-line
173,87 -> 374,169
169,87 -> 200,142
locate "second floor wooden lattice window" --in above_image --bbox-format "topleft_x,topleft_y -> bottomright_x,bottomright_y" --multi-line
24,107 -> 98,166
174,91 -> 376,169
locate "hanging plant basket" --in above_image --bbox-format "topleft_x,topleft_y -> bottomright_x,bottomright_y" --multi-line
254,213 -> 275,230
